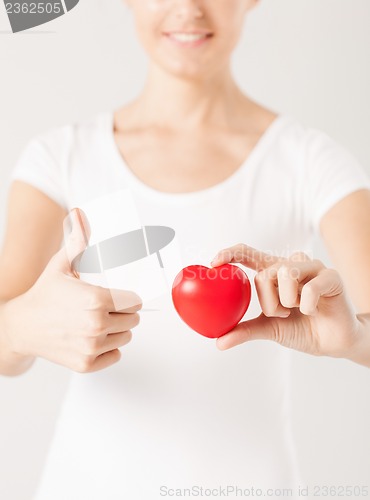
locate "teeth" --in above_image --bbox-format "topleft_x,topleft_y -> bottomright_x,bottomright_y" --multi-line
169,33 -> 208,42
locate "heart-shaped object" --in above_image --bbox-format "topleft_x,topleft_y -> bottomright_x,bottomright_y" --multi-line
171,264 -> 251,338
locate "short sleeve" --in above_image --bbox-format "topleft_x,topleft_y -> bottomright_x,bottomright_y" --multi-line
304,129 -> 370,235
9,131 -> 69,210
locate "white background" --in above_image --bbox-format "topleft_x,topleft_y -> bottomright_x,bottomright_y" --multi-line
0,0 -> 369,498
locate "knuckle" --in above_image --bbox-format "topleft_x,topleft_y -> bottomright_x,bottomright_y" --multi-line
289,266 -> 300,280
278,264 -> 291,277
278,262 -> 300,280
325,268 -> 344,289
238,243 -> 247,252
86,291 -> 105,311
313,258 -> 325,269
254,272 -> 264,284
325,267 -> 340,279
289,251 -> 311,262
81,336 -> 100,356
265,266 -> 278,280
74,355 -> 94,374
302,282 -> 316,296
295,251 -> 306,257
279,263 -> 290,272
232,243 -> 245,260
87,313 -> 107,336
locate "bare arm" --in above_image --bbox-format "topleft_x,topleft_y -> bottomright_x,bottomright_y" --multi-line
319,187 -> 370,367
0,180 -> 67,376
0,181 -> 142,377
210,190 -> 370,368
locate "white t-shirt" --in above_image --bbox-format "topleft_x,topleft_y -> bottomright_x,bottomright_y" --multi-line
9,111 -> 370,499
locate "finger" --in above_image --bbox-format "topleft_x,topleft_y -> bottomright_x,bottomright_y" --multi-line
210,243 -> 282,272
98,330 -> 133,356
50,208 -> 90,277
63,207 -> 91,246
271,259 -> 325,310
86,287 -> 143,313
88,349 -> 122,373
255,260 -> 310,317
299,268 -> 344,315
277,265 -> 300,309
288,251 -> 313,263
106,311 -> 140,334
254,268 -> 291,317
65,208 -> 91,279
85,310 -> 140,337
216,313 -> 280,350
275,259 -> 325,286
105,288 -> 143,313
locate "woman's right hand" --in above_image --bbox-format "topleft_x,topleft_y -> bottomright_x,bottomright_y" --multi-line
3,208 -> 142,373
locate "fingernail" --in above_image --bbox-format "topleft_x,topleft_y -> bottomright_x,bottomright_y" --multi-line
216,340 -> 230,350
280,312 -> 290,318
63,212 -> 73,241
210,255 -> 220,266
75,208 -> 90,246
216,332 -> 232,349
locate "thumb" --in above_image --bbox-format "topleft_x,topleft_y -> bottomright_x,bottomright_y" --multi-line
216,312 -> 281,350
48,208 -> 91,277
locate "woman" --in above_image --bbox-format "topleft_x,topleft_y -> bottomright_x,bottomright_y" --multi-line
1,0 -> 370,498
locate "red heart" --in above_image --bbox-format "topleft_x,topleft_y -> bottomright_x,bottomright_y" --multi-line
171,264 -> 251,338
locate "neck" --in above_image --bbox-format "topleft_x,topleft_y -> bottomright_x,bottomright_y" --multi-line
128,62 -> 252,131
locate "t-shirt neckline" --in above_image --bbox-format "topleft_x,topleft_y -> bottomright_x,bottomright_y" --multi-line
103,109 -> 290,204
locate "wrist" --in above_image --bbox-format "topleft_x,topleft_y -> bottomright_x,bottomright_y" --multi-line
345,313 -> 370,368
1,296 -> 35,368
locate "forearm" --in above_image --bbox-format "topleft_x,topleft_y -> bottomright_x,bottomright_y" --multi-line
346,312 -> 370,369
0,299 -> 35,377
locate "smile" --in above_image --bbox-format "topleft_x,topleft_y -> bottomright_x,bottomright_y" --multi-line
163,32 -> 213,48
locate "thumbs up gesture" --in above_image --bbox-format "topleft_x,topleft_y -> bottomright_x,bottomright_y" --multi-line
4,208 -> 143,373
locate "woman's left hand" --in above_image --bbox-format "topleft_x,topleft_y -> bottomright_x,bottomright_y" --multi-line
210,243 -> 361,359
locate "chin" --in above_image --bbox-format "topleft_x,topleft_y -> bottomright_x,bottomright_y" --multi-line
168,65 -> 207,82
156,54 -> 215,82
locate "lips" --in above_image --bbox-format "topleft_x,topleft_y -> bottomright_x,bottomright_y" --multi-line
163,31 -> 213,48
